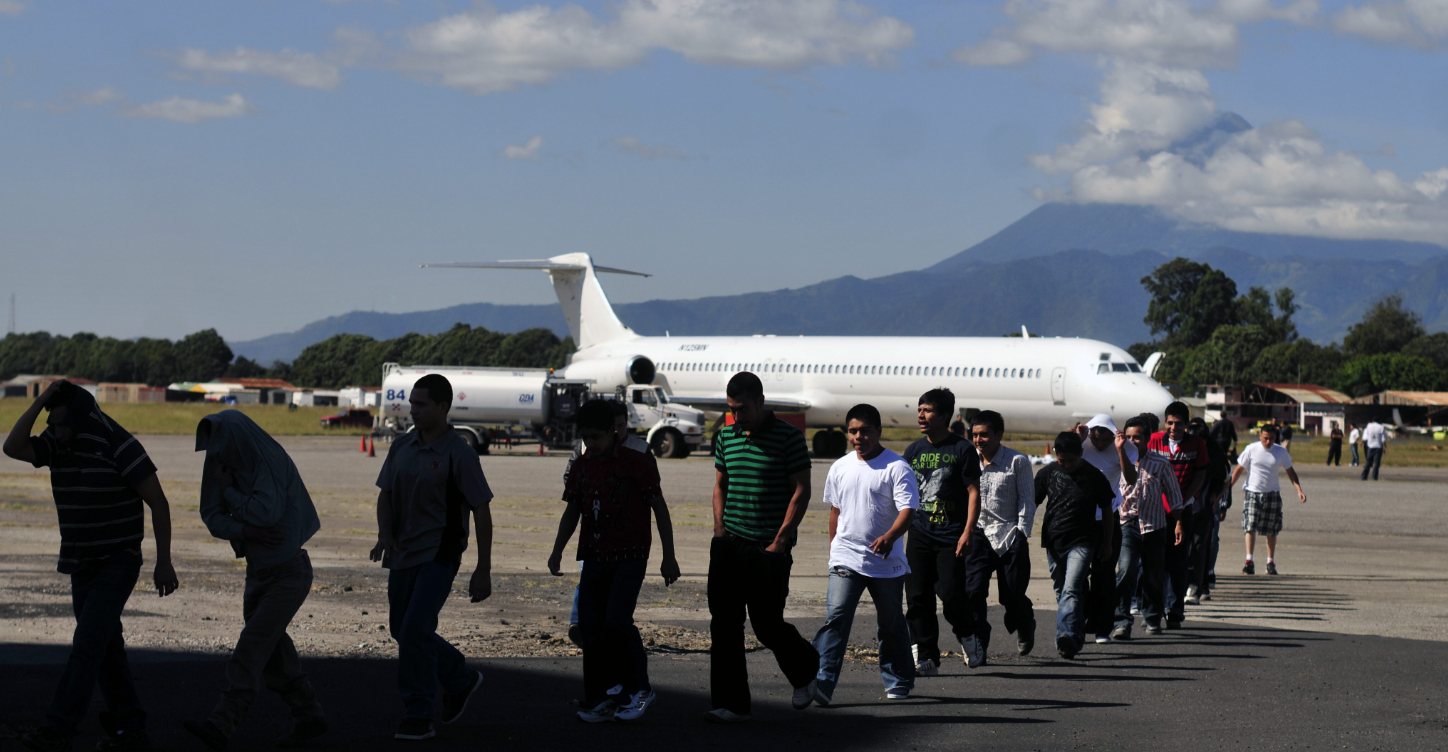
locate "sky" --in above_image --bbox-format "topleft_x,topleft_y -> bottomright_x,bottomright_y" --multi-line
2,0 -> 1446,343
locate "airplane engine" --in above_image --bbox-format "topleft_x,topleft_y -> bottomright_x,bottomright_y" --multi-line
562,355 -> 656,390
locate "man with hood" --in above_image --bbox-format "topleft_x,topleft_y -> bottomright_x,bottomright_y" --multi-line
1077,414 -> 1136,644
182,410 -> 327,750
4,380 -> 179,752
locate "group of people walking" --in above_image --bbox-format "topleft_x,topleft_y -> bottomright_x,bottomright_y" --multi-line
4,371 -> 1314,748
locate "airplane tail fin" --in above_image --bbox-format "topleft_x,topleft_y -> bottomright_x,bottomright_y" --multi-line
421,253 -> 645,350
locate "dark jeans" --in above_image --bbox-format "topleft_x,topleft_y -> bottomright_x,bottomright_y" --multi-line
1350,444 -> 1360,466
388,560 -> 476,719
904,531 -> 975,664
1188,506 -> 1216,592
1165,509 -> 1194,622
963,535 -> 1035,651
46,553 -> 145,738
1327,440 -> 1342,466
707,535 -> 819,715
1085,520 -> 1122,637
1361,447 -> 1383,480
209,551 -> 324,736
578,558 -> 649,704
1115,519 -> 1167,633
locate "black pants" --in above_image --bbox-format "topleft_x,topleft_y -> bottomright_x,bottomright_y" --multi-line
1188,506 -> 1216,591
578,558 -> 649,704
1085,520 -> 1122,637
47,553 -> 145,738
1327,440 -> 1342,466
708,535 -> 819,715
1165,510 -> 1194,622
963,536 -> 1034,651
904,531 -> 975,664
1362,447 -> 1383,480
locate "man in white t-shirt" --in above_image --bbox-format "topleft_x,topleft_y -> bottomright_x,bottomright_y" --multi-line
1077,414 -> 1137,644
1361,420 -> 1387,481
810,404 -> 919,706
1230,425 -> 1307,575
1347,424 -> 1361,467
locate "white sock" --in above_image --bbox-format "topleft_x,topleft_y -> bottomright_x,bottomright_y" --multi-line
1266,558 -> 1274,564
1245,554 -> 1253,562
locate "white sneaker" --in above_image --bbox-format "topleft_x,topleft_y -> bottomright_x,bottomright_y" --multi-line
960,635 -> 985,669
886,688 -> 910,700
1130,605 -> 1141,616
614,690 -> 656,721
791,680 -> 818,710
704,708 -> 750,724
1184,587 -> 1200,606
577,700 -> 616,723
1095,634 -> 1113,644
915,659 -> 939,677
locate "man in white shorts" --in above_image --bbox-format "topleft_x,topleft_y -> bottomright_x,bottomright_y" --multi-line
1231,425 -> 1307,575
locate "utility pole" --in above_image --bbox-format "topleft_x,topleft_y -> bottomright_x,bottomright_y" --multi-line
6,293 -> 13,335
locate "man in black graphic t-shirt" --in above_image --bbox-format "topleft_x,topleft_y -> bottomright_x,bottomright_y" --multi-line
902,389 -> 983,675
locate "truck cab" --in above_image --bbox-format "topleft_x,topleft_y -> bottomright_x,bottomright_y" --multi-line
622,384 -> 704,458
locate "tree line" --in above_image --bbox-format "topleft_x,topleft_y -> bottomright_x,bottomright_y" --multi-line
1129,258 -> 1448,396
0,324 -> 574,391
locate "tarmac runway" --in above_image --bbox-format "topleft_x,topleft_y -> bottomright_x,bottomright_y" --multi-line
2,435 -> 1447,749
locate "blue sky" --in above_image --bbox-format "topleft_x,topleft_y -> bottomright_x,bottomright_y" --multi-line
2,0 -> 1445,343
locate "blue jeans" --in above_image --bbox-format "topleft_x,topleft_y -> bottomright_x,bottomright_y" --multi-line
46,553 -> 145,738
812,567 -> 913,700
1115,519 -> 1167,632
388,560 -> 476,719
1046,545 -> 1094,651
577,558 -> 649,704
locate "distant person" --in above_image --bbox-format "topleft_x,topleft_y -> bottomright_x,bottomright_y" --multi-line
1232,425 -> 1307,575
1185,418 -> 1227,604
1213,419 -> 1239,465
1347,423 -> 1361,467
1361,420 -> 1387,481
706,372 -> 818,724
1034,432 -> 1114,659
184,411 -> 327,750
949,415 -> 967,438
965,410 -> 1037,659
370,374 -> 493,741
563,400 -> 650,647
4,380 -> 179,752
1112,416 -> 1182,640
902,389 -> 983,676
1078,414 -> 1136,644
1327,424 -> 1344,466
1280,422 -> 1294,452
811,404 -> 918,704
1149,401 -> 1209,629
547,399 -> 680,722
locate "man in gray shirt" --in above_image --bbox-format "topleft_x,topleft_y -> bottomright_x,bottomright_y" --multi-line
963,411 -> 1037,660
370,374 -> 495,741
186,410 -> 327,750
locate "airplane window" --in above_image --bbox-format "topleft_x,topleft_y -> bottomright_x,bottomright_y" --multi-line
995,368 -> 1001,377
1113,363 -> 1129,372
1010,369 -> 1016,378
1098,364 -> 1109,374
1129,363 -> 1142,372
871,366 -> 877,375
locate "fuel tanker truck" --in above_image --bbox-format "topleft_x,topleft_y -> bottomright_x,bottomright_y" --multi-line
379,360 -> 706,458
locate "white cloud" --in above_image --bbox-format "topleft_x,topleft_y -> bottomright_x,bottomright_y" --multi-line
954,0 -> 1316,69
173,47 -> 343,90
121,93 -> 254,123
0,0 -> 27,18
607,135 -> 688,160
72,87 -> 125,106
1334,0 -> 1448,48
396,0 -> 913,95
501,135 -> 543,160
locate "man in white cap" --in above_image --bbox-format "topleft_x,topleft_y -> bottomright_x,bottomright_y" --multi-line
1077,415 -> 1136,644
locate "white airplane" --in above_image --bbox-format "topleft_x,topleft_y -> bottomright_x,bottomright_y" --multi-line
423,253 -> 1173,453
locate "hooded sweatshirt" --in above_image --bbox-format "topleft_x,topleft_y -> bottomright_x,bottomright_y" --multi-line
1081,414 -> 1135,514
197,410 -> 320,568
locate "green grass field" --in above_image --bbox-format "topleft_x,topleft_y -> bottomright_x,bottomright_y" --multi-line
0,400 -> 372,436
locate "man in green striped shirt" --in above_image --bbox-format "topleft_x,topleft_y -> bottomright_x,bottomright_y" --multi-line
706,372 -> 819,723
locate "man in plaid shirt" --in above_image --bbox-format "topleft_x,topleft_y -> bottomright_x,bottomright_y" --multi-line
1111,416 -> 1183,640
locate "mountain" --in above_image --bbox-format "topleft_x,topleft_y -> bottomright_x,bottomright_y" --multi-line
229,204 -> 1448,363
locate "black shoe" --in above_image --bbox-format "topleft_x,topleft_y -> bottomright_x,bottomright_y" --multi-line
182,720 -> 227,751
277,718 -> 328,748
394,718 -> 435,741
95,729 -> 152,752
1017,621 -> 1036,656
1243,561 -> 1255,575
1144,623 -> 1164,635
440,669 -> 484,724
1206,572 -> 1216,585
20,727 -> 72,752
1266,562 -> 1279,576
1109,626 -> 1131,641
1055,635 -> 1077,660
568,623 -> 583,648
1166,619 -> 1183,630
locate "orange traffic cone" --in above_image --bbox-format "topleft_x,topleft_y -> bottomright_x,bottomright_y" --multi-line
368,437 -> 376,457
538,441 -> 544,456
360,435 -> 367,453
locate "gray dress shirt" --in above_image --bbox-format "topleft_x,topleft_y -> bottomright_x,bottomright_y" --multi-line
975,445 -> 1036,553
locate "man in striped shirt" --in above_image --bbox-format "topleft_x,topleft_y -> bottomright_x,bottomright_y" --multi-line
4,380 -> 178,752
1111,415 -> 1183,640
706,372 -> 819,723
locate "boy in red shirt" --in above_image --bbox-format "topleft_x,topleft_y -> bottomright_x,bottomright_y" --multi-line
548,399 -> 680,723
1147,401 -> 1209,629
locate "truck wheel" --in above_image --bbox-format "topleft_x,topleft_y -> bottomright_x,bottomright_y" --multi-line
812,430 -> 831,458
670,434 -> 692,459
829,430 -> 848,458
651,429 -> 685,459
478,432 -> 492,456
459,429 -> 480,454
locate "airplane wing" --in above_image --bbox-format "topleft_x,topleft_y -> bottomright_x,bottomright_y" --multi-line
666,395 -> 812,413
420,260 -> 650,277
